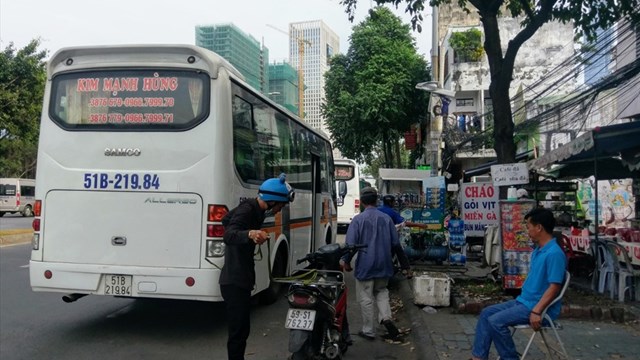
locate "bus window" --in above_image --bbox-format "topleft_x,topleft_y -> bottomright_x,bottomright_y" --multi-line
233,96 -> 258,182
49,70 -> 209,130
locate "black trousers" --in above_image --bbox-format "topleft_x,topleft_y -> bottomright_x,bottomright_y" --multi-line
221,284 -> 252,360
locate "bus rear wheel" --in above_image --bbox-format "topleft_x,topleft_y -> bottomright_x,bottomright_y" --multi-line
260,245 -> 287,305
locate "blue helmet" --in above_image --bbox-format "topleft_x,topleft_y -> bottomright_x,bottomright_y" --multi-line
259,173 -> 295,203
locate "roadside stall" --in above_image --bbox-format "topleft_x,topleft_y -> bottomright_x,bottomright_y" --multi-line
528,121 -> 640,300
377,169 -> 449,264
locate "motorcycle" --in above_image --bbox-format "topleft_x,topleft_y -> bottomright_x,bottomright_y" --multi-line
276,242 -> 367,360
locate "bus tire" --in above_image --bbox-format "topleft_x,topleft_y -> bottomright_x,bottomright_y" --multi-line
260,245 -> 287,305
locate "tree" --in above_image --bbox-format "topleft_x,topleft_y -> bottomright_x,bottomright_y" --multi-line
0,39 -> 48,178
323,7 -> 430,168
449,28 -> 484,62
340,0 -> 640,177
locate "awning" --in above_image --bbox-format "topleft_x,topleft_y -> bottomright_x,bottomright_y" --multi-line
378,168 -> 432,181
528,121 -> 640,177
538,159 -> 640,180
463,150 -> 534,178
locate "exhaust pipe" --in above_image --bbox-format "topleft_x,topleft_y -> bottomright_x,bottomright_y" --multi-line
62,293 -> 88,303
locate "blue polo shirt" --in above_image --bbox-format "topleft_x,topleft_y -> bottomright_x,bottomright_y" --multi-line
344,207 -> 399,281
516,238 -> 567,319
377,205 -> 405,225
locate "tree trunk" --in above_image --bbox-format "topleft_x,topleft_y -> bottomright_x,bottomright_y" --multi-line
383,132 -> 393,168
478,6 -> 517,199
394,138 -> 402,168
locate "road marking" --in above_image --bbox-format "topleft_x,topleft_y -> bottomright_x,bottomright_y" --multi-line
20,264 -> 30,268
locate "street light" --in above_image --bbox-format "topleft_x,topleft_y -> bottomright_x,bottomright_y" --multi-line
415,82 -> 454,175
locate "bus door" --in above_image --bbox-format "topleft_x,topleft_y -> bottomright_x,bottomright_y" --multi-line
311,154 -> 322,253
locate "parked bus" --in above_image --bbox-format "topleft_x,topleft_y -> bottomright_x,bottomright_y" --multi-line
30,44 -> 337,304
0,178 -> 36,217
334,159 -> 361,232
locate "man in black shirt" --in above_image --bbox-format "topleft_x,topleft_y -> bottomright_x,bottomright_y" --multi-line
219,173 -> 295,360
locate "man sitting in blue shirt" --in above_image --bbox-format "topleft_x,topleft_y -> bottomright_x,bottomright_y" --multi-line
471,208 -> 567,360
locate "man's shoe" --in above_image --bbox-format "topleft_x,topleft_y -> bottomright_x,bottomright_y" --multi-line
344,336 -> 354,346
381,319 -> 400,338
357,331 -> 376,341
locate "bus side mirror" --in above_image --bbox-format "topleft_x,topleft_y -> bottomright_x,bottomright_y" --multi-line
338,181 -> 347,198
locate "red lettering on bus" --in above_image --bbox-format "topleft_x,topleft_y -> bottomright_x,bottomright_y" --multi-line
77,78 -> 99,92
142,77 -> 178,91
103,77 -> 139,92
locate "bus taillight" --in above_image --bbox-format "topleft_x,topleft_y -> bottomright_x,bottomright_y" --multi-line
207,224 -> 225,237
34,200 -> 41,216
32,218 -> 40,232
354,199 -> 360,214
208,204 -> 228,222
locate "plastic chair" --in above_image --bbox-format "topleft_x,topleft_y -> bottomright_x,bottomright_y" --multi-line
594,240 -> 617,298
502,271 -> 571,360
603,240 -> 640,302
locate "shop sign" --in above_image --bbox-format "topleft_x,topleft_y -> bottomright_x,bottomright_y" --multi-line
461,182 -> 499,236
490,163 -> 529,186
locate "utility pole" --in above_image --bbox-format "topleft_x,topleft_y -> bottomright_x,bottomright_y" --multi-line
266,24 -> 311,120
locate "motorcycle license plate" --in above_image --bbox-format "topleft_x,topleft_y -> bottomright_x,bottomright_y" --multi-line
285,309 -> 316,331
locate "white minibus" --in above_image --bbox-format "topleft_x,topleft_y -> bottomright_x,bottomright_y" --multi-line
30,44 -> 337,304
0,178 -> 36,217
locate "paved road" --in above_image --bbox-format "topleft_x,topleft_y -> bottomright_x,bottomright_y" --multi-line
0,236 -> 416,360
0,213 -> 32,231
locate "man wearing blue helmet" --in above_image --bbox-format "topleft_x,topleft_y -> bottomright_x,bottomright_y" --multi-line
219,173 -> 294,360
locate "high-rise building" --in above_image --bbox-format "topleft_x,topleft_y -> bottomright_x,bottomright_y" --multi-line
195,23 -> 269,94
268,62 -> 299,116
289,20 -> 339,136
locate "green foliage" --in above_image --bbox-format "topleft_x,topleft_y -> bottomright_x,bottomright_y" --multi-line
340,0 -> 640,169
323,7 -> 430,168
449,28 -> 483,62
0,39 -> 48,177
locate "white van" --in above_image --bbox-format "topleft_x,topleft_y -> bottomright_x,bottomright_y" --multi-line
0,178 -> 36,217
335,159 -> 361,232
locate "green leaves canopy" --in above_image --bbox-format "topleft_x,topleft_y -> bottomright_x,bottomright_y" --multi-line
340,0 -> 640,173
323,7 -> 430,166
0,39 -> 48,178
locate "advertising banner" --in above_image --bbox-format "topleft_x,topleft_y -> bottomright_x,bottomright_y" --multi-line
460,182 -> 499,236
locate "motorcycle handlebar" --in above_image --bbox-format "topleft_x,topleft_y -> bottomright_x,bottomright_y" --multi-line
296,243 -> 367,265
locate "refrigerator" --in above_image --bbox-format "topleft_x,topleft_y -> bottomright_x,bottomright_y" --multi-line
500,200 -> 536,289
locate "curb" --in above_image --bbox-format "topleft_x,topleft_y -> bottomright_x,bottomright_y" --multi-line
451,292 -> 638,323
0,231 -> 32,247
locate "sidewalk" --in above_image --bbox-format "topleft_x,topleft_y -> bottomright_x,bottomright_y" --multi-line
396,275 -> 640,360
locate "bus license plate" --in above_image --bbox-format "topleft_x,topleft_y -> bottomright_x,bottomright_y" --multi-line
285,309 -> 316,331
103,274 -> 132,296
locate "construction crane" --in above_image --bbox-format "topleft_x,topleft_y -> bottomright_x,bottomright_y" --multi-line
266,24 -> 311,119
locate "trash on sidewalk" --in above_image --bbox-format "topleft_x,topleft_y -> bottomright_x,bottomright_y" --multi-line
422,306 -> 438,314
413,271 -> 452,306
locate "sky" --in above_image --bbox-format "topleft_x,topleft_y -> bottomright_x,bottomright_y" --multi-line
0,0 -> 433,62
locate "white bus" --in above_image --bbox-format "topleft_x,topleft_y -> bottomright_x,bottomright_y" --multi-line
334,159 -> 361,233
30,44 -> 337,304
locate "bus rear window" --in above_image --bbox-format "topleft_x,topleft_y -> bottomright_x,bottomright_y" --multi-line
50,69 -> 210,130
335,165 -> 355,181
